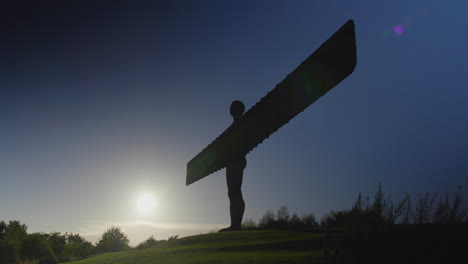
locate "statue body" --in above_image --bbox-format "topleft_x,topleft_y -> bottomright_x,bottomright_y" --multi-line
186,20 -> 357,187
220,100 -> 247,232
185,20 -> 358,232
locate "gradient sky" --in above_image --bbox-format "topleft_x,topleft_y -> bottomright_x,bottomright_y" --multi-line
1,0 -> 467,245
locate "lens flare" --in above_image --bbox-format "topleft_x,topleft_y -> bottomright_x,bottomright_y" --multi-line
393,24 -> 404,36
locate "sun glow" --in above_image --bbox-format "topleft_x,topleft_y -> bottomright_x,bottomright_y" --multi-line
136,193 -> 156,214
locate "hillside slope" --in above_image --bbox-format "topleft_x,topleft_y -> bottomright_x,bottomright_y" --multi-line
66,229 -> 323,264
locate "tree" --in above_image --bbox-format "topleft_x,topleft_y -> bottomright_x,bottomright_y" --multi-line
320,212 -> 334,228
241,218 -> 257,230
62,233 -> 95,261
370,184 -> 386,223
167,235 -> 178,241
413,192 -> 436,224
2,221 -> 28,262
352,192 -> 363,212
136,235 -> 158,250
276,206 -> 290,228
258,209 -> 275,229
301,213 -> 318,228
289,212 -> 302,228
96,226 -> 129,252
22,233 -> 50,263
400,194 -> 412,224
47,232 -> 66,258
384,194 -> 409,224
447,186 -> 467,222
0,221 -> 6,238
433,186 -> 468,223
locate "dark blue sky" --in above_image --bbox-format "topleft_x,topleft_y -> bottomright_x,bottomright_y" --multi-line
1,0 -> 467,244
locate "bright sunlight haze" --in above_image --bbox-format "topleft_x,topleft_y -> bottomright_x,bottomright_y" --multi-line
136,193 -> 157,214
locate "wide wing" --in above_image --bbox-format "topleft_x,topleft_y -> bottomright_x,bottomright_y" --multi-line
186,19 -> 357,185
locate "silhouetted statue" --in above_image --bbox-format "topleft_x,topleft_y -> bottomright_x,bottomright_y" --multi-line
219,101 -> 247,232
186,20 -> 357,232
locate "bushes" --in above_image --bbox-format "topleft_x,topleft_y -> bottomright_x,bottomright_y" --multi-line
22,233 -> 51,263
0,220 -> 181,263
0,221 -> 96,264
0,220 -> 28,263
241,218 -> 257,230
135,235 -> 158,250
136,235 -> 178,250
61,233 -> 96,262
258,209 -> 275,229
96,226 -> 129,253
247,185 -> 468,231
321,184 -> 468,227
252,206 -> 319,230
167,235 -> 179,241
433,186 -> 468,223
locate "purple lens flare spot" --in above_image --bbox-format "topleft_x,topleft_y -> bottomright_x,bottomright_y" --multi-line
393,24 -> 404,36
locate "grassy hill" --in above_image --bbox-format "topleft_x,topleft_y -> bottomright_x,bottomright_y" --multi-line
65,229 -> 324,264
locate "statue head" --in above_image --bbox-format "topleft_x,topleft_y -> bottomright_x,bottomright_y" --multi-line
230,100 -> 245,120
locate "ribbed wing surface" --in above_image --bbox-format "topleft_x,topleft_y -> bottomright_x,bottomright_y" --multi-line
186,19 -> 357,186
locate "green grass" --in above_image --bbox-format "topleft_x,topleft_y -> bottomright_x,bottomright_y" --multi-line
65,229 -> 324,264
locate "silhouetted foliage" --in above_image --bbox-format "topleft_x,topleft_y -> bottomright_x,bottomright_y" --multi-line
383,194 -> 409,224
135,235 -> 178,250
96,226 -> 129,253
0,221 -> 96,264
0,220 -> 28,263
248,185 -> 468,232
352,192 -> 363,211
258,209 -> 276,229
320,185 -> 468,264
433,186 -> 468,223
167,235 -> 179,241
400,194 -> 412,224
412,192 -> 437,224
301,213 -> 319,228
276,206 -> 290,226
61,233 -> 95,262
325,185 -> 468,228
241,218 -> 257,230
22,233 -> 51,263
47,232 -> 66,260
256,207 -> 318,229
0,221 -> 6,238
289,213 -> 302,228
371,184 -> 385,221
320,213 -> 332,228
135,235 -> 158,250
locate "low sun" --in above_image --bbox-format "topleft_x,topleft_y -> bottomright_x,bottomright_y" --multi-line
136,193 -> 156,213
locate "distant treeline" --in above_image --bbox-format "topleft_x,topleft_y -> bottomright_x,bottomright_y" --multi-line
0,222 -> 94,264
243,185 -> 468,230
0,223 -> 178,264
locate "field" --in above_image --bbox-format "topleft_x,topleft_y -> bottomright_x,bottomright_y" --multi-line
65,223 -> 468,264
66,229 -> 324,264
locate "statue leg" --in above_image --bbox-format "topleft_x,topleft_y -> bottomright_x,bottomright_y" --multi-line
220,162 -> 245,232
228,186 -> 245,230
